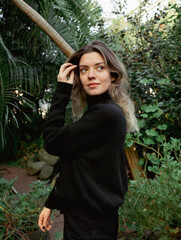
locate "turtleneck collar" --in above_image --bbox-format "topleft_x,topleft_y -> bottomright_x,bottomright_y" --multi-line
86,91 -> 112,108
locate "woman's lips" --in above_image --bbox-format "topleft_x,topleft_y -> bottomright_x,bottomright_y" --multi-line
88,83 -> 99,88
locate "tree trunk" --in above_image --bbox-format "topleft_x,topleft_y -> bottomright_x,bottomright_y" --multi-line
10,0 -> 74,57
125,145 -> 145,179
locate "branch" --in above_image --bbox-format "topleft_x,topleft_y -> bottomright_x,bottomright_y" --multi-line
10,0 -> 75,57
134,140 -> 163,158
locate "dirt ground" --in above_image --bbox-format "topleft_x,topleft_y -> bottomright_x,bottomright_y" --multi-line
0,164 -> 64,240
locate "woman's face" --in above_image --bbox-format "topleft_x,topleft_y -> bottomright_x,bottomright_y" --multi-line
79,51 -> 114,96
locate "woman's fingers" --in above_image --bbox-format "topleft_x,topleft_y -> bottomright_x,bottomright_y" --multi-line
38,213 -> 44,231
48,217 -> 53,224
63,65 -> 77,78
38,207 -> 52,232
43,215 -> 49,231
38,213 -> 47,232
59,62 -> 74,72
58,64 -> 77,81
58,63 -> 77,84
45,217 -> 53,231
69,69 -> 75,83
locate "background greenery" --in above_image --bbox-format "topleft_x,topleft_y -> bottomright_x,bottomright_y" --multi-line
0,0 -> 180,239
0,0 -> 102,160
118,138 -> 181,239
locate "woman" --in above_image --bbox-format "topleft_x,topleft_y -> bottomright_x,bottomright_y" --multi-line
38,40 -> 138,239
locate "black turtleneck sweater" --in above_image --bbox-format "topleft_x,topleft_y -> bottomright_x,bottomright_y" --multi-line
44,82 -> 128,214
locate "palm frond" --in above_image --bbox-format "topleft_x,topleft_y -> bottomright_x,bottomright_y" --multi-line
0,36 -> 17,67
53,0 -> 102,48
0,36 -> 35,150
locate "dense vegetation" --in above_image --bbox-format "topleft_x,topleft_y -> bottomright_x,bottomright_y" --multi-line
99,1 -> 181,175
0,0 -> 180,239
119,138 -> 181,239
0,0 -> 102,160
102,2 -> 180,238
0,177 -> 51,239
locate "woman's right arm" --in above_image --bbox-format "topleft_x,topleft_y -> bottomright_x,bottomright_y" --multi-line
43,63 -> 77,156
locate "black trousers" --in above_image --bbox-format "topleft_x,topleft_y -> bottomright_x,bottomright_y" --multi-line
63,207 -> 118,240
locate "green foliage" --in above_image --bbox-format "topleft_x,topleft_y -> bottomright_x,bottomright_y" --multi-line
0,35 -> 35,158
103,4 -> 181,237
0,0 -> 102,161
0,177 -> 52,239
119,138 -> 181,239
53,0 -> 102,48
55,231 -> 63,240
99,1 -> 181,177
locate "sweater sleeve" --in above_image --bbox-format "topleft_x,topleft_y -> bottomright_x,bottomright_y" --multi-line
44,82 -> 72,210
43,82 -> 73,156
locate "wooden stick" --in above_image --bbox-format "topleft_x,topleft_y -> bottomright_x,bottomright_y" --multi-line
10,0 -> 75,57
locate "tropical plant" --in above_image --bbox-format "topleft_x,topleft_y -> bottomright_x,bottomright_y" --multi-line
0,0 -> 103,161
0,35 -> 34,158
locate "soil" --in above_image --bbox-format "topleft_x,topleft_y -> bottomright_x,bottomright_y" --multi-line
0,164 -> 64,240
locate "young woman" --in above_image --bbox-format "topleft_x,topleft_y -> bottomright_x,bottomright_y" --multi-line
38,40 -> 138,239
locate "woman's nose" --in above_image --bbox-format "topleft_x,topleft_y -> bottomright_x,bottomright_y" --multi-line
88,68 -> 95,79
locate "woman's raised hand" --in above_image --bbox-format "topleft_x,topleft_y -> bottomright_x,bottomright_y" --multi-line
57,63 -> 77,85
38,207 -> 53,232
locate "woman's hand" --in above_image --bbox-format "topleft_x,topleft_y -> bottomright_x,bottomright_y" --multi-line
57,63 -> 77,85
38,207 -> 53,232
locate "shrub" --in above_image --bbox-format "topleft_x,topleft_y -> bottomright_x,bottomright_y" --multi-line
0,178 -> 51,239
99,2 -> 181,176
119,138 -> 181,239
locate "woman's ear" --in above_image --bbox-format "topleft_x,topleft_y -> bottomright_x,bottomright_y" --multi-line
111,77 -> 116,82
111,72 -> 118,82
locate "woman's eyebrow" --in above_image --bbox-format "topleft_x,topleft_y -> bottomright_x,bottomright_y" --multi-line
79,62 -> 105,67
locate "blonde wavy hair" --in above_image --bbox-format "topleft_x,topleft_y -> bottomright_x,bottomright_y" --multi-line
67,40 -> 139,132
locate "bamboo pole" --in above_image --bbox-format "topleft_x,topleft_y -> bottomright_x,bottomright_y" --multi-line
10,0 -> 75,57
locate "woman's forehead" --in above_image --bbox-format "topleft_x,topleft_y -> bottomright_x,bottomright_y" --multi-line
79,51 -> 105,66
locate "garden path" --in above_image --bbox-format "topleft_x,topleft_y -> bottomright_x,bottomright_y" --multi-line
0,164 -> 64,240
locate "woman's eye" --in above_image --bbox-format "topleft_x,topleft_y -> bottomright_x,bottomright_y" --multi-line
97,66 -> 104,70
80,68 -> 87,73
